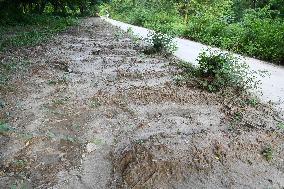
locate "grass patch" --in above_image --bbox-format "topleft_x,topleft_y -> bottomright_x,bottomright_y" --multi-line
0,14 -> 77,51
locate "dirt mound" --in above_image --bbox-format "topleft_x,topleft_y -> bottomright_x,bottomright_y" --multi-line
112,130 -> 284,188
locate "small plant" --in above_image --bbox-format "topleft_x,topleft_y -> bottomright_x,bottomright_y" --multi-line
246,97 -> 259,107
277,122 -> 284,130
65,136 -> 76,143
0,121 -> 11,135
0,99 -> 5,108
175,49 -> 265,93
144,31 -> 177,55
71,124 -> 81,131
228,111 -> 244,129
261,146 -> 273,161
127,27 -> 133,34
46,131 -> 56,139
10,181 -> 28,189
90,98 -> 101,108
126,27 -> 140,45
233,112 -> 243,122
13,159 -> 27,167
47,74 -> 68,85
90,138 -> 103,145
19,133 -> 33,140
114,30 -> 124,41
51,97 -> 69,106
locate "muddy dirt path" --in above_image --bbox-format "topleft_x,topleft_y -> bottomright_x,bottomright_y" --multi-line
0,18 -> 284,189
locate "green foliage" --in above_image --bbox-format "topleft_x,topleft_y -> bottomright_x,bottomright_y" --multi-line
175,49 -> 263,92
185,3 -> 284,64
144,32 -> 177,55
106,0 -> 284,65
0,121 -> 11,135
0,15 -> 76,51
261,146 -> 274,161
90,99 -> 101,108
0,0 -> 108,20
277,122 -> 284,130
245,97 -> 259,107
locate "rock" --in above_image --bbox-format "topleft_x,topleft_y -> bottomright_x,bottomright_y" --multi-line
86,143 -> 97,153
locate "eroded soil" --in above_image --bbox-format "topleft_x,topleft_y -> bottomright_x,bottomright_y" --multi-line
0,18 -> 284,189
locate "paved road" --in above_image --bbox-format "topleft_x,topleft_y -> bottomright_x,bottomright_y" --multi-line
103,17 -> 284,118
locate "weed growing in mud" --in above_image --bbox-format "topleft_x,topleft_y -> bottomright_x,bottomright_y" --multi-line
90,99 -> 101,108
65,136 -> 77,143
277,122 -> 284,130
10,180 -> 29,189
262,146 -> 273,161
135,139 -> 145,144
46,131 -> 56,139
0,99 -> 5,109
51,97 -> 69,106
228,111 -> 244,130
175,49 -> 265,93
71,124 -> 81,131
144,31 -> 177,55
13,159 -> 27,168
114,30 -> 124,41
18,133 -> 33,140
245,97 -> 259,107
0,121 -> 11,135
47,74 -> 69,85
90,138 -> 103,145
126,27 -> 140,45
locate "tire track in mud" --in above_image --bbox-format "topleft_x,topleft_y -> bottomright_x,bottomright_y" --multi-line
0,18 -> 284,189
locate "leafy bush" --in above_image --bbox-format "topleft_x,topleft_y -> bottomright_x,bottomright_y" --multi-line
176,49 -> 263,92
144,32 -> 177,55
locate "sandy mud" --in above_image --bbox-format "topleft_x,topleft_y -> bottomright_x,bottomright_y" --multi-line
0,18 -> 283,189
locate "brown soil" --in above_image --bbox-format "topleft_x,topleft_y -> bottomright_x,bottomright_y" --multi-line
0,18 -> 283,189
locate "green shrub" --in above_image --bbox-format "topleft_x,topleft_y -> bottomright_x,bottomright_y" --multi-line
144,32 -> 177,55
176,49 -> 263,92
143,10 -> 186,35
128,7 -> 150,26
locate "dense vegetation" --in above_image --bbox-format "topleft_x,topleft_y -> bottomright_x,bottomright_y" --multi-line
101,0 -> 284,65
0,0 -> 107,51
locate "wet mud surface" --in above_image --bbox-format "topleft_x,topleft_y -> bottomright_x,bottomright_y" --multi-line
0,18 -> 283,189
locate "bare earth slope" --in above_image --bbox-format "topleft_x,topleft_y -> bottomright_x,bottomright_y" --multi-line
0,18 -> 283,189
